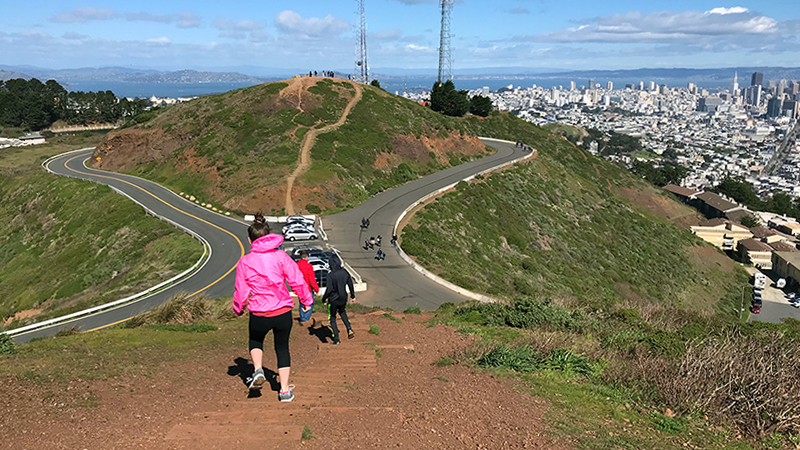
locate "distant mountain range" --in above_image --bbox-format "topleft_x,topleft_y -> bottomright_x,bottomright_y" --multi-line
0,65 -> 265,85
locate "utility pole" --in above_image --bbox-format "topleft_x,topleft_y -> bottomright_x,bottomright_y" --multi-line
437,0 -> 453,83
354,0 -> 369,84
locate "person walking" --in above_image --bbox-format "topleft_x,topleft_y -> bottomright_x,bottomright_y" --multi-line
376,249 -> 385,261
232,214 -> 313,401
376,235 -> 382,247
361,217 -> 366,228
321,254 -> 356,344
391,234 -> 398,246
365,218 -> 370,229
295,250 -> 319,327
368,236 -> 375,250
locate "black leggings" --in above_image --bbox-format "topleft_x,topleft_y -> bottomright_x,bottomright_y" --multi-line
249,311 -> 292,368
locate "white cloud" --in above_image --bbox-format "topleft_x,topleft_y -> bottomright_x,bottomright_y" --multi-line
50,7 -> 115,23
146,37 -> 171,44
706,7 -> 749,15
405,44 -> 435,52
533,8 -> 782,43
274,11 -> 350,38
62,32 -> 89,40
126,12 -> 201,28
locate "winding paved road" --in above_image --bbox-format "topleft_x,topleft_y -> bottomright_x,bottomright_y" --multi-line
13,138 -> 527,341
324,138 -> 527,310
14,150 -> 249,342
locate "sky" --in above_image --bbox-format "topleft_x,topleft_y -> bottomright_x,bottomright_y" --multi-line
2,0 -> 799,74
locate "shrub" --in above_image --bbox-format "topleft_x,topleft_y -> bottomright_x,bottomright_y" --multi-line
478,345 -> 541,372
652,331 -> 800,437
145,324 -> 218,333
437,356 -> 455,367
456,297 -> 582,332
0,333 -> 16,355
124,293 -> 228,327
305,204 -> 322,214
403,306 -> 422,315
369,324 -> 380,336
302,425 -> 313,440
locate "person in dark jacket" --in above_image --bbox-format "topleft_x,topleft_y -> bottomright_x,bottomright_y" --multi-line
321,254 -> 356,344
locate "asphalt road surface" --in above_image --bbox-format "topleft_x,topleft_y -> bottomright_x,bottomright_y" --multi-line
15,138 -> 527,341
747,267 -> 800,324
324,138 -> 528,310
14,150 -> 249,342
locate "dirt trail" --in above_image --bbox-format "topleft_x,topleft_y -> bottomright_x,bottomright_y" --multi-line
284,79 -> 363,215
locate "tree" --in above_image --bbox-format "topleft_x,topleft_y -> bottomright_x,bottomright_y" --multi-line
740,215 -> 759,228
469,95 -> 493,117
430,80 -> 469,117
662,147 -> 678,161
370,79 -> 381,89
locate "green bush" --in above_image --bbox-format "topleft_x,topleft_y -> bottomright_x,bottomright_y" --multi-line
478,345 -> 541,372
0,333 -> 16,355
368,324 -> 380,335
145,324 -> 218,333
456,297 -> 582,332
403,306 -> 422,314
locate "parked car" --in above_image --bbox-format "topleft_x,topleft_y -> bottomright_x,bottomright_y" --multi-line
315,267 -> 329,289
308,256 -> 330,272
283,222 -> 314,234
286,215 -> 315,227
284,228 -> 319,241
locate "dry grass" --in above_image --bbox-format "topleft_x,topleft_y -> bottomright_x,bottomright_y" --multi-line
124,293 -> 234,328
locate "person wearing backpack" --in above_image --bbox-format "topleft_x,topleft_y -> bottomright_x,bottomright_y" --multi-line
321,254 -> 356,345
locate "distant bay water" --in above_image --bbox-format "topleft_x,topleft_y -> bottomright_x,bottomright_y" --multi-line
66,76 -> 730,99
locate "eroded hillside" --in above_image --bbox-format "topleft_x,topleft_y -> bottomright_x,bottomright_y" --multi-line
92,77 -> 489,214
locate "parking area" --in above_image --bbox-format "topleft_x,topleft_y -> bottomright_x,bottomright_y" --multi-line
745,266 -> 800,324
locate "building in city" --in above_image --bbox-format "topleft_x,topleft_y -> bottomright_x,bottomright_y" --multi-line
691,219 -> 753,250
732,72 -> 739,94
767,97 -> 783,117
751,72 -> 764,87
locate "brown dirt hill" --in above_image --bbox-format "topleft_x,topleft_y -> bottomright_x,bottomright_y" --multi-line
0,311 -> 569,450
91,76 -> 489,215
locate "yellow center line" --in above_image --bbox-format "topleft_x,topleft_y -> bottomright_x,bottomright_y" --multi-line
60,153 -> 245,332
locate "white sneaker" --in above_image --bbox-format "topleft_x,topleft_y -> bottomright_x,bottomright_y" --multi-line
248,369 -> 266,390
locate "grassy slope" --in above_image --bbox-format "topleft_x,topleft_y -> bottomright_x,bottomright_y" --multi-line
108,81 -> 491,213
403,112 -> 750,318
0,134 -> 202,327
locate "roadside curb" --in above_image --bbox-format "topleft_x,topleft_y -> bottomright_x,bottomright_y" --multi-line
391,138 -> 535,303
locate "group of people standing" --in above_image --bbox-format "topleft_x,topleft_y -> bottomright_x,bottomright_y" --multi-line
308,70 -> 337,78
232,214 -> 356,402
515,142 -> 532,152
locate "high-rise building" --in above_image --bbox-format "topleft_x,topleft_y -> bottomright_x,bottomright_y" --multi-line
648,81 -> 656,91
746,85 -> 762,106
767,97 -> 783,117
588,79 -> 594,90
638,81 -> 644,90
481,86 -> 490,96
732,72 -> 739,95
569,81 -> 576,91
751,72 -> 764,87
790,81 -> 800,95
660,84 -> 668,95
697,97 -> 723,112
607,81 -> 613,90
783,100 -> 799,118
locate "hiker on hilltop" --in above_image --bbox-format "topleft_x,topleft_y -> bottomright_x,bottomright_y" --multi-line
295,250 -> 319,327
232,213 -> 312,402
321,254 -> 356,345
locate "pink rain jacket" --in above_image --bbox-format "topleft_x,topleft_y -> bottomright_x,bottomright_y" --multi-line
232,234 -> 312,316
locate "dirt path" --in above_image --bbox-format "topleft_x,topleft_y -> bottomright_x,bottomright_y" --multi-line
284,79 -> 363,215
1,312 -> 568,449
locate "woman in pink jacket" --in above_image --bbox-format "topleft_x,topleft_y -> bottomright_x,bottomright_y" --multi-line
233,214 -> 313,402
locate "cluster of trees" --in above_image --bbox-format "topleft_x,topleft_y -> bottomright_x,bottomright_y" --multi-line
0,78 -> 147,131
430,80 -> 493,117
715,176 -> 800,221
584,128 -> 644,156
630,160 -> 689,187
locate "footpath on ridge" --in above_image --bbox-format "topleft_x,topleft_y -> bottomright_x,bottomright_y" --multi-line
284,77 -> 364,215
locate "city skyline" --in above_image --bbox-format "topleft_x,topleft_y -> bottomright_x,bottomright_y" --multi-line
2,1 -> 799,72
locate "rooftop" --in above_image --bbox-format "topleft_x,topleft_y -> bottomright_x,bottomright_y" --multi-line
738,238 -> 773,253
695,191 -> 739,212
663,184 -> 699,197
770,242 -> 799,253
750,226 -> 777,239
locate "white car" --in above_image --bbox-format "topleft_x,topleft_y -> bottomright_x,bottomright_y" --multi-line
286,215 -> 315,227
284,228 -> 319,241
308,257 -> 330,272
283,222 -> 314,234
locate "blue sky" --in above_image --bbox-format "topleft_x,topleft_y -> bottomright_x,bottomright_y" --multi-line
2,0 -> 799,74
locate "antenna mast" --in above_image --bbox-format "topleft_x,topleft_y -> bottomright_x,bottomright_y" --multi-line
354,0 -> 369,84
437,0 -> 453,83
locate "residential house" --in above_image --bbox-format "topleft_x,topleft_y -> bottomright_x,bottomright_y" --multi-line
692,191 -> 742,219
691,218 -> 753,250
772,251 -> 800,287
737,238 -> 774,269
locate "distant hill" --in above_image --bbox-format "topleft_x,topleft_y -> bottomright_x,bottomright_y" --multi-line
0,69 -> 31,81
0,65 -> 263,84
91,77 -> 490,215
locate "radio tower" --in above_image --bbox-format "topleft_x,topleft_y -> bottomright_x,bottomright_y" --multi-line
437,0 -> 454,83
354,0 -> 368,84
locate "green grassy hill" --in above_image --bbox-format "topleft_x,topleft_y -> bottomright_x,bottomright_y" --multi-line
92,77 -> 491,214
0,134 -> 202,328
